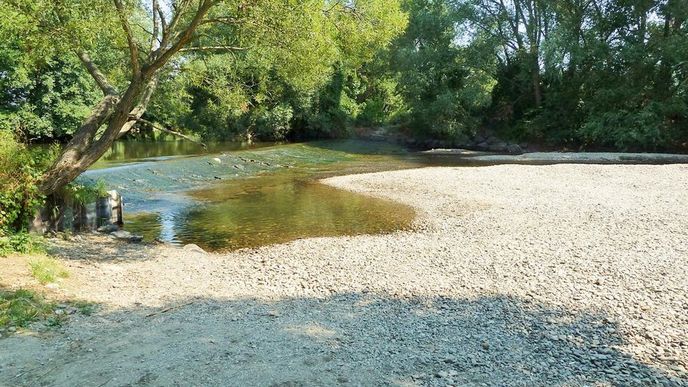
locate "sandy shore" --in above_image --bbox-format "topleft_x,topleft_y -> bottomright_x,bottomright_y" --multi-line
1,164 -> 687,386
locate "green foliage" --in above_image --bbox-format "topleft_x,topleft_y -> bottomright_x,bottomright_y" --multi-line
0,56 -> 102,141
387,0 -> 494,141
250,104 -> 295,141
0,1 -> 117,142
29,256 -> 69,284
2,0 -> 687,154
62,179 -> 109,206
0,232 -> 45,256
458,0 -> 688,150
0,131 -> 47,235
148,0 -> 408,142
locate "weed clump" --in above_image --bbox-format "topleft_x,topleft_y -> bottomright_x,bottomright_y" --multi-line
28,256 -> 69,284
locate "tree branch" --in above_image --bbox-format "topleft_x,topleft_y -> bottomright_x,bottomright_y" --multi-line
160,0 -> 193,49
118,77 -> 159,138
146,0 -> 215,75
200,16 -> 242,26
179,45 -> 247,52
76,51 -> 119,96
150,0 -> 159,53
130,117 -> 206,147
114,0 -> 141,77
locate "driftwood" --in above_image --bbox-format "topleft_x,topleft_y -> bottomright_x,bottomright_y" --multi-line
131,117 -> 206,148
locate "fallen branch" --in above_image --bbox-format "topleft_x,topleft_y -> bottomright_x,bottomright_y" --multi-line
145,301 -> 195,318
131,117 -> 206,148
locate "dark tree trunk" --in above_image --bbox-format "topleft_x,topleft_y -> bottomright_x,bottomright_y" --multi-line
39,78 -> 149,196
36,0 -> 215,196
533,65 -> 542,107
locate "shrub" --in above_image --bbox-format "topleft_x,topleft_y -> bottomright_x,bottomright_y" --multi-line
0,131 -> 47,235
0,232 -> 45,256
578,106 -> 665,151
61,178 -> 108,206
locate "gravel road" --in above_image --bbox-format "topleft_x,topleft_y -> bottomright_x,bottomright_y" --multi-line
1,164 -> 687,386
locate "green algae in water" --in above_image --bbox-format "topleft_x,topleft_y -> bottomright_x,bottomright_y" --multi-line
126,172 -> 415,252
100,140 -> 420,251
122,212 -> 164,243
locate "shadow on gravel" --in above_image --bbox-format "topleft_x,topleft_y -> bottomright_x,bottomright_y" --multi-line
2,293 -> 685,386
46,237 -> 158,262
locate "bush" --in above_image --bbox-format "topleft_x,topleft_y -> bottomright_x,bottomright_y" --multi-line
0,232 -> 45,256
0,131 -> 47,235
245,104 -> 294,141
61,178 -> 108,206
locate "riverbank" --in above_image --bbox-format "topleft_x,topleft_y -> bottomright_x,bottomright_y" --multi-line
1,164 -> 687,386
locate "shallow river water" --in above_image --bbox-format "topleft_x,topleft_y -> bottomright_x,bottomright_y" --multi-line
83,139 -> 431,251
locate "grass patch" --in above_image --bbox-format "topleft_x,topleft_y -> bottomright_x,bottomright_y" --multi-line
0,289 -> 98,332
0,289 -> 59,329
28,256 -> 69,284
72,300 -> 97,316
0,232 -> 45,256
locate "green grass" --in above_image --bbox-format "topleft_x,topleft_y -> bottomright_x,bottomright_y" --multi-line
72,300 -> 97,316
28,256 -> 69,284
0,289 -> 98,332
0,289 -> 59,328
0,232 -> 45,256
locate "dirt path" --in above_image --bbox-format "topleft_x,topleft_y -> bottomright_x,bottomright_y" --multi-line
1,164 -> 687,386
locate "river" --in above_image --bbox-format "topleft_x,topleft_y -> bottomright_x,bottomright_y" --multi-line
82,139 -> 431,251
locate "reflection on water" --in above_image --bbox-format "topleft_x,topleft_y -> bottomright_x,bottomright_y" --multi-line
91,139 -> 424,252
90,138 -> 277,169
126,172 -> 415,251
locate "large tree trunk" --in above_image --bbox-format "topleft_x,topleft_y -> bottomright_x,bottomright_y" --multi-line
39,78 -> 150,196
37,0 -> 215,196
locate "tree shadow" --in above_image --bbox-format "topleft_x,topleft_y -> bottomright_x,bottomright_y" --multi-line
1,293 -> 684,386
45,236 -> 160,262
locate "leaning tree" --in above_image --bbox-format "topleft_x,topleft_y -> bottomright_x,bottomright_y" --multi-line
3,0 -> 405,195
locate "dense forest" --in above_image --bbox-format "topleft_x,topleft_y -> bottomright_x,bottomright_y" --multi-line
1,0 -> 687,239
3,0 -> 687,150
0,0 -> 688,150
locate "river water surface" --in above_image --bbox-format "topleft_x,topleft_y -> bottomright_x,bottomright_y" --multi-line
84,139 -> 429,251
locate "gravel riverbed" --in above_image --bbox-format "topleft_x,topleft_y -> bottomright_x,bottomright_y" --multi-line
1,164 -> 687,386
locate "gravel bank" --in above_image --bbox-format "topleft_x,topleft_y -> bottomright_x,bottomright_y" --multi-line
1,164 -> 687,386
422,149 -> 688,164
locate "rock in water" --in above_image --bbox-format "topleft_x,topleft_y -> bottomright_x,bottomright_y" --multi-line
183,244 -> 207,254
487,142 -> 508,152
506,144 -> 524,155
212,157 -> 222,164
